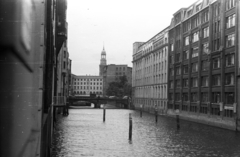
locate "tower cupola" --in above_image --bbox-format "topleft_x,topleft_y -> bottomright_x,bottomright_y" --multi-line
100,46 -> 107,65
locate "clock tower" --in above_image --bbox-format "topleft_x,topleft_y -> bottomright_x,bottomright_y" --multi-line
99,46 -> 107,76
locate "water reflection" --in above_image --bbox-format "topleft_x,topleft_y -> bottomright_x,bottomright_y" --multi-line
52,109 -> 240,157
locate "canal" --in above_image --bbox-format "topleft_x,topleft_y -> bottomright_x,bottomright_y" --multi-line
52,109 -> 240,157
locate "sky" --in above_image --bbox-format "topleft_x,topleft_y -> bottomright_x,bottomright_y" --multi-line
67,0 -> 196,75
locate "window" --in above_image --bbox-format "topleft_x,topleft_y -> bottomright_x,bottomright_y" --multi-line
202,10 -> 209,23
192,47 -> 199,58
176,80 -> 181,88
202,43 -> 209,54
176,53 -> 181,62
191,77 -> 198,87
183,93 -> 189,101
201,93 -> 209,102
169,93 -> 173,100
212,92 -> 221,103
176,66 -> 181,75
170,68 -> 174,76
226,34 -> 235,47
192,32 -> 199,42
175,93 -> 181,101
203,27 -> 209,38
201,76 -> 209,87
176,40 -> 180,49
175,13 -> 181,24
191,93 -> 198,102
183,50 -> 189,60
213,38 -> 220,51
213,57 -> 221,69
226,53 -> 235,66
187,9 -> 192,17
169,55 -> 174,64
226,0 -> 235,10
212,75 -> 221,86
183,65 -> 189,74
226,14 -> 236,29
225,73 -> 234,85
214,21 -> 220,33
170,81 -> 174,88
213,3 -> 220,17
192,15 -> 200,28
170,44 -> 174,51
184,21 -> 191,32
192,62 -> 198,72
196,3 -> 201,12
184,36 -> 189,46
225,92 -> 234,104
183,79 -> 189,87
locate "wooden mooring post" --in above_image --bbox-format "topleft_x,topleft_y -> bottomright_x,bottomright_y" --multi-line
103,107 -> 106,122
129,113 -> 132,141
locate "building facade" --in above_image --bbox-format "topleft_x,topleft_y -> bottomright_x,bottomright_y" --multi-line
167,0 -> 240,130
99,47 -> 132,96
57,27 -> 70,97
0,0 -> 69,156
72,75 -> 103,96
132,27 -> 169,113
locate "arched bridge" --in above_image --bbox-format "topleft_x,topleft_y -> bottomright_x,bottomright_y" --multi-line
68,96 -> 131,109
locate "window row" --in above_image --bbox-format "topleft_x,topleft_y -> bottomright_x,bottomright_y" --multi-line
169,73 -> 234,88
170,53 -> 235,74
74,79 -> 103,82
116,67 -> 126,70
74,91 -> 102,95
226,0 -> 235,11
74,86 -> 102,90
74,82 -> 102,85
169,92 -> 234,104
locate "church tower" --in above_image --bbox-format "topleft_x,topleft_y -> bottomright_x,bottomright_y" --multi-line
99,46 -> 107,76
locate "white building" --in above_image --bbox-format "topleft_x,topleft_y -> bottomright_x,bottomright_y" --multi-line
72,75 -> 103,96
132,27 -> 169,113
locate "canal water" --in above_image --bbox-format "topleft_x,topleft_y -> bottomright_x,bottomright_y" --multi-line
52,109 -> 240,157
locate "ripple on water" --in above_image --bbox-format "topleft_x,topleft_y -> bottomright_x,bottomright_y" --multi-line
52,109 -> 240,157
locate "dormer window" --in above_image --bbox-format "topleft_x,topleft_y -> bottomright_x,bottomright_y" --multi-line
175,13 -> 181,24
187,9 -> 192,17
196,4 -> 202,12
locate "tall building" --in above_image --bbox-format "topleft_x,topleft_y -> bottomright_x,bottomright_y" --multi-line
132,28 -> 169,113
167,0 -> 240,130
72,75 -> 103,96
132,0 -> 240,131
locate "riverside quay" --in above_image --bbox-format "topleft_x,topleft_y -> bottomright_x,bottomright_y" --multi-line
132,0 -> 240,131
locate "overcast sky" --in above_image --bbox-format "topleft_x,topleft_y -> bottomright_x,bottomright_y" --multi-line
67,0 -> 196,75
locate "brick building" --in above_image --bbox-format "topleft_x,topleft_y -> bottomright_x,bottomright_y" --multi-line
132,0 -> 240,130
167,0 -> 240,130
